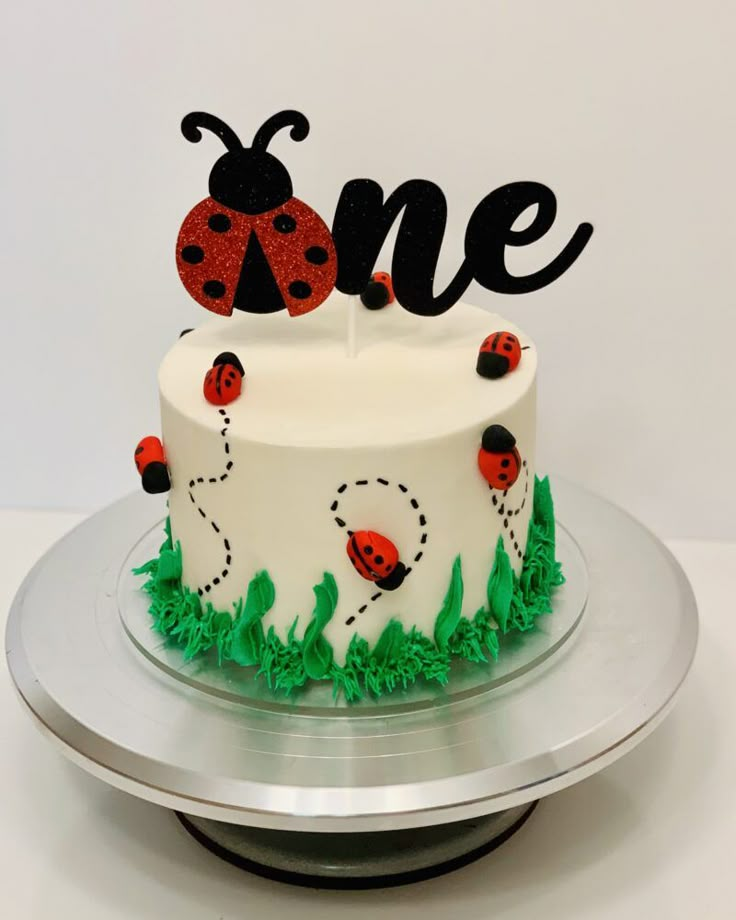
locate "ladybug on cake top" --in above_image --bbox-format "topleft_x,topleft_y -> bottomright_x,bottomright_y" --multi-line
476,331 -> 527,379
360,272 -> 395,310
203,351 -> 245,406
177,110 -> 337,318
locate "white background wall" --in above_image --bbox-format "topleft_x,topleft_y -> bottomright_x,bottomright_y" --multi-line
2,0 -> 734,539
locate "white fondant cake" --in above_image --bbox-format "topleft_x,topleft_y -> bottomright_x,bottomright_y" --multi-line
159,294 -> 536,662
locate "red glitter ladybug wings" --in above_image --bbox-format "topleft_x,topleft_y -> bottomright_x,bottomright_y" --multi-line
176,111 -> 337,317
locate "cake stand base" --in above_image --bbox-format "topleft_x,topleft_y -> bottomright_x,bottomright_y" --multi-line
5,478 -> 699,838
175,802 -> 538,888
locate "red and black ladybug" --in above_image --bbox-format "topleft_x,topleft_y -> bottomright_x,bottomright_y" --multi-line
478,425 -> 522,489
203,351 -> 244,406
134,436 -> 171,494
346,530 -> 407,591
177,111 -> 337,318
476,331 -> 523,379
360,271 -> 395,310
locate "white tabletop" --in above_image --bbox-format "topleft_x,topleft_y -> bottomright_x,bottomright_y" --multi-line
1,509 -> 733,919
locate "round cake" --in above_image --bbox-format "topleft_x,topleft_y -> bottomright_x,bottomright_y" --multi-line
134,291 -> 561,699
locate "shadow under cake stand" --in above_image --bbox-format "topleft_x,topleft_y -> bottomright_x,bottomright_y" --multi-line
5,479 -> 698,888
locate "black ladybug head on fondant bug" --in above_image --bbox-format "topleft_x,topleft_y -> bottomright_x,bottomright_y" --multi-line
177,111 -> 337,318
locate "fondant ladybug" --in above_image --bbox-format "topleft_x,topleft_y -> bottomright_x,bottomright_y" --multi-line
177,111 -> 337,318
203,351 -> 244,406
478,425 -> 522,489
360,271 -> 395,310
134,436 -> 171,494
476,331 -> 522,379
347,530 -> 407,591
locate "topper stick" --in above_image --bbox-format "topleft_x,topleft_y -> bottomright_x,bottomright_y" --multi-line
346,295 -> 358,358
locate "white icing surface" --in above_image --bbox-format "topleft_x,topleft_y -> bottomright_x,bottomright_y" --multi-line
159,294 -> 537,662
159,295 -> 537,447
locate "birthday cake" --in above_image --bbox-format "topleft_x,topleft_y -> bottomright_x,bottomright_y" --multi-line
134,110 -> 592,700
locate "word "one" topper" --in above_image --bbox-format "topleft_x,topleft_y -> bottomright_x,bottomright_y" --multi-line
176,110 -> 593,318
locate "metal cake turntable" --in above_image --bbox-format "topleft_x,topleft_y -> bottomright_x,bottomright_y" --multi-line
5,479 -> 698,887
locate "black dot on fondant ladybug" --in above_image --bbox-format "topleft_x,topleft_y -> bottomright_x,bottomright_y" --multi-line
203,280 -> 226,299
224,378 -> 232,387
135,446 -> 143,455
375,555 -> 384,565
501,458 -> 510,468
274,214 -> 297,233
289,280 -> 312,299
181,245 -> 204,264
305,246 -> 329,265
208,213 -> 231,233
364,546 -> 373,555
503,343 -> 513,352
498,473 -> 508,481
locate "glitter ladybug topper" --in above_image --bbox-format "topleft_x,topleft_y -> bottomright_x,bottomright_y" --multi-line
177,110 -> 337,318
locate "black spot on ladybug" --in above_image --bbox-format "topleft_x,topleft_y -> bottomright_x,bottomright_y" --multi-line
305,245 -> 328,264
503,342 -> 513,351
364,546 -> 373,555
224,378 -> 232,387
273,213 -> 297,233
289,280 -> 312,299
135,446 -> 143,455
498,473 -> 508,482
501,458 -> 510,468
203,280 -> 226,299
374,555 -> 384,565
181,245 -> 205,264
208,213 -> 231,233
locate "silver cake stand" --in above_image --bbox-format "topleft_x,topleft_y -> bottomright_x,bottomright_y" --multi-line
5,479 -> 698,888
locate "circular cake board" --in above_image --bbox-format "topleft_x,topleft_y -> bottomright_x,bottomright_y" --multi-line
5,479 -> 698,887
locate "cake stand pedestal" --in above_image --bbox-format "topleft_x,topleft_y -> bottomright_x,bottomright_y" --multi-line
4,479 -> 698,888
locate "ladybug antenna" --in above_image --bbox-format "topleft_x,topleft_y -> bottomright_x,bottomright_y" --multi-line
251,110 -> 309,153
181,112 -> 243,152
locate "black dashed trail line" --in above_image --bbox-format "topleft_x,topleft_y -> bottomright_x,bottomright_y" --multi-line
490,459 -> 529,560
331,478 -> 428,626
187,407 -> 234,596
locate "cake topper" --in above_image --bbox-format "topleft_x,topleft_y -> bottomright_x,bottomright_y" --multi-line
176,109 -> 593,319
176,111 -> 337,317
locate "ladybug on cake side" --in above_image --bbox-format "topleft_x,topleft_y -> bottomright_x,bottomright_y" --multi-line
177,110 -> 337,317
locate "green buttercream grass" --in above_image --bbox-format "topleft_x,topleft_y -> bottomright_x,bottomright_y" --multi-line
133,476 -> 564,701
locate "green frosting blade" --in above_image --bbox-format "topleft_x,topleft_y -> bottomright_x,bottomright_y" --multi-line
230,570 -> 276,667
487,536 -> 514,633
433,555 -> 464,650
302,572 -> 338,680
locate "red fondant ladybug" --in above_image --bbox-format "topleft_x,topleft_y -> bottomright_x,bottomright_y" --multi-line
176,111 -> 337,318
478,425 -> 522,489
347,530 -> 407,591
203,351 -> 244,406
134,436 -> 171,494
476,331 -> 523,379
360,271 -> 395,310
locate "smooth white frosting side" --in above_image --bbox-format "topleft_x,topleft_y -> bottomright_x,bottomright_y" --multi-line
159,294 -> 537,662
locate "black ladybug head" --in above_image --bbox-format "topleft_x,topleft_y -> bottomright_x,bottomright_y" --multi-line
181,110 -> 309,215
481,424 -> 516,453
